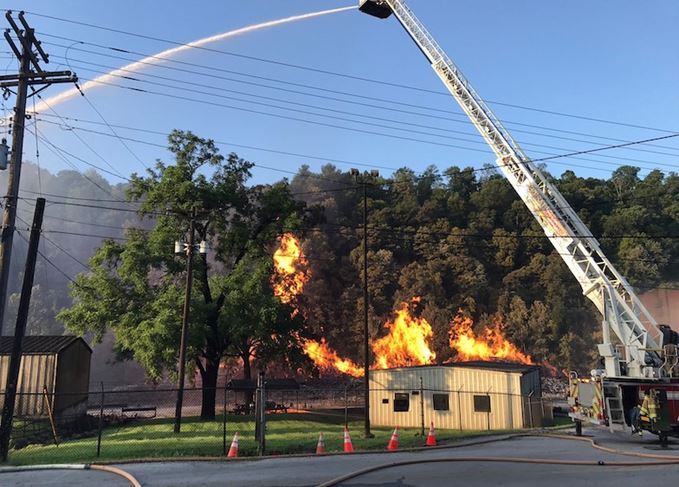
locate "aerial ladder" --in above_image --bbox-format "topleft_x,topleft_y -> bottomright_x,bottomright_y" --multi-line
359,0 -> 679,439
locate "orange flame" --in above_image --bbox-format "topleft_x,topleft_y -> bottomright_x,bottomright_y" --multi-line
372,298 -> 436,369
302,297 -> 536,376
303,339 -> 363,377
448,312 -> 533,364
303,298 -> 436,376
272,233 -> 309,304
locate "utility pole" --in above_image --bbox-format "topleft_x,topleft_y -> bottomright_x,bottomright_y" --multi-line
0,197 -> 45,461
174,208 -> 196,433
0,11 -> 77,335
351,168 -> 378,439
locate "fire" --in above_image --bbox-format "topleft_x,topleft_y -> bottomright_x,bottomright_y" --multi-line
303,298 -> 436,376
303,339 -> 363,378
448,312 -> 533,364
272,233 -> 309,304
372,298 -> 436,369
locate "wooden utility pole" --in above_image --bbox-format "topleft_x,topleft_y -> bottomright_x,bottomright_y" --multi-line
351,168 -> 378,439
362,177 -> 371,438
0,197 -> 45,461
174,208 -> 196,433
0,11 -> 77,335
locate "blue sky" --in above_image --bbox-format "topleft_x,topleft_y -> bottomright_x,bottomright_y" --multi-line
2,0 -> 678,186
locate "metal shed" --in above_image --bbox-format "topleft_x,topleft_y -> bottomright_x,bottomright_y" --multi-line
369,361 -> 544,430
0,336 -> 92,418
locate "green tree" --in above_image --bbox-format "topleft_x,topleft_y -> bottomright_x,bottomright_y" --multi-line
58,130 -> 305,418
219,254 -> 305,380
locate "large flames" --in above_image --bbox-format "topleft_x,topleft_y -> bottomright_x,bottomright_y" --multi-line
271,233 -> 535,377
448,312 -> 533,364
372,298 -> 436,369
272,233 -> 309,304
303,339 -> 363,378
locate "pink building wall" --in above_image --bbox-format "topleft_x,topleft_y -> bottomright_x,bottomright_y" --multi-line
641,289 -> 679,330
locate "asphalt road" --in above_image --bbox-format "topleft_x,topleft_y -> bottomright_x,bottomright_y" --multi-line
5,430 -> 679,486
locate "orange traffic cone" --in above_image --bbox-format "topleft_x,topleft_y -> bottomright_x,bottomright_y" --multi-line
227,431 -> 240,457
426,422 -> 437,446
343,427 -> 354,453
316,432 -> 326,455
387,426 -> 400,451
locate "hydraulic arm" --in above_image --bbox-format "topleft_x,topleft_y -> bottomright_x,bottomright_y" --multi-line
359,0 -> 665,378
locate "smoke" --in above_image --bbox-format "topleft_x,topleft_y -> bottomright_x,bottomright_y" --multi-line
24,6 -> 357,116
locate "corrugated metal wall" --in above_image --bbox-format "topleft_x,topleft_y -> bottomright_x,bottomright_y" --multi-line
0,353 -> 57,416
370,366 -> 541,430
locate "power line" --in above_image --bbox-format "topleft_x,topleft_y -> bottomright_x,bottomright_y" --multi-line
41,234 -> 91,270
28,121 -> 130,182
29,105 -> 50,292
15,196 -> 679,243
47,51 -> 679,160
15,214 -> 90,269
20,188 -> 135,203
33,91 -> 128,179
34,113 -> 414,174
18,205 -> 136,231
35,114 -> 679,181
43,228 -> 128,242
25,15 -> 679,134
79,90 -> 150,171
61,71 -> 676,173
57,62 -> 679,171
41,40 -> 679,156
20,177 -> 673,219
27,113 -> 679,212
14,229 -> 80,286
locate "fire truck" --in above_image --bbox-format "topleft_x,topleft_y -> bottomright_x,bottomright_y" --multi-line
358,0 -> 679,443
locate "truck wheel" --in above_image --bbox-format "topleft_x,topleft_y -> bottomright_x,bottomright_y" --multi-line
575,420 -> 583,437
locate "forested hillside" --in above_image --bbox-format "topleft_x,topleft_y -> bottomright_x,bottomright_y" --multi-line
3,158 -> 678,374
289,163 -> 679,371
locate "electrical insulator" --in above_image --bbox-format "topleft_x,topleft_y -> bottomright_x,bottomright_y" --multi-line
174,240 -> 184,255
0,138 -> 9,170
198,240 -> 208,255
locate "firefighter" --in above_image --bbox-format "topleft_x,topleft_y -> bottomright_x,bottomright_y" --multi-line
639,389 -> 658,430
630,401 -> 642,435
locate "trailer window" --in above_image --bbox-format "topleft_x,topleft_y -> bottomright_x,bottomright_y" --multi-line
394,393 -> 409,412
473,395 -> 491,413
433,394 -> 449,411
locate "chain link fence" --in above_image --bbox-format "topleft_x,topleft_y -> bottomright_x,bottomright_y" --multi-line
3,382 -> 364,464
2,382 -> 558,464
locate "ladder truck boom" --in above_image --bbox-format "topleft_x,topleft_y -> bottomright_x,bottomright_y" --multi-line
358,0 -> 666,379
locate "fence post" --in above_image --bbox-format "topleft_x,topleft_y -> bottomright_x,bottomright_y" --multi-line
528,391 -> 534,429
42,386 -> 59,446
419,377 -> 425,437
222,381 -> 227,456
256,371 -> 266,456
344,385 -> 348,429
457,387 -> 463,431
97,382 -> 104,457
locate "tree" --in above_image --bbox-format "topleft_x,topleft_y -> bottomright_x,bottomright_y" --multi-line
59,130 -> 305,419
218,254 -> 305,380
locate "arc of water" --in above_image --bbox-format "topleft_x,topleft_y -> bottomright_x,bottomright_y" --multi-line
21,5 -> 356,117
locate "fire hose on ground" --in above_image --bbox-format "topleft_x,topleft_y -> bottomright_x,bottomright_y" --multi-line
314,432 -> 679,487
2,432 -> 679,487
0,463 -> 142,487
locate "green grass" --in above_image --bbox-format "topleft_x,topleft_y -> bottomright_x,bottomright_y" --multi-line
8,412 -> 524,465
